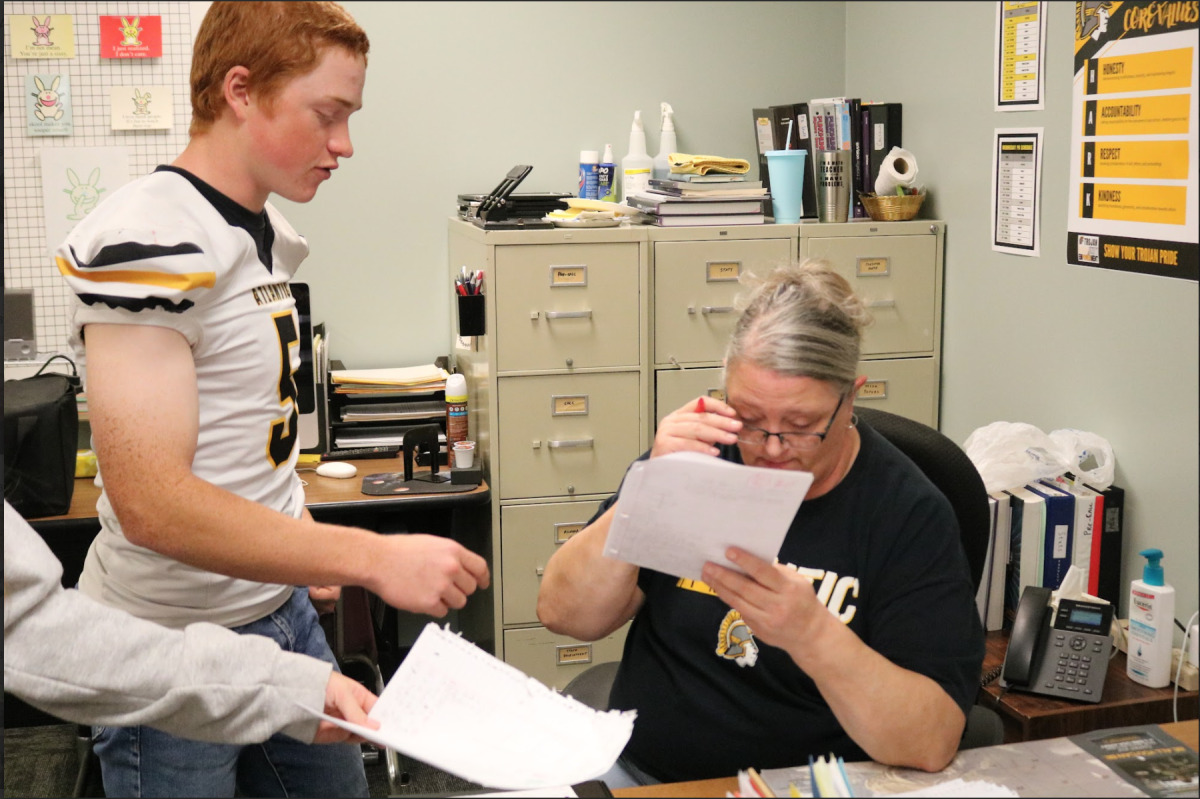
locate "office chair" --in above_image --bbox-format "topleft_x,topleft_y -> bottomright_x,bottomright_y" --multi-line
562,407 -> 1004,750
335,585 -> 410,791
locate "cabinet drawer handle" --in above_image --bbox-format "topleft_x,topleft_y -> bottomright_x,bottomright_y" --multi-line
866,299 -> 896,308
548,438 -> 594,449
535,566 -> 545,576
701,306 -> 734,315
545,310 -> 593,319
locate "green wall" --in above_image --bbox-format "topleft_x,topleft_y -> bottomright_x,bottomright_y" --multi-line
275,1 -> 846,366
846,1 -> 1198,623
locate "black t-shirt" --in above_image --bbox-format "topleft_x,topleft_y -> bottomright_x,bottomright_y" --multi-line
595,420 -> 985,782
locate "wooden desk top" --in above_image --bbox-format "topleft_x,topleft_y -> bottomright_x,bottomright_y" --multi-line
31,456 -> 488,525
611,720 -> 1199,798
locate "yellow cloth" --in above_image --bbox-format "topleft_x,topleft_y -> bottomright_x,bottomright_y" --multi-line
667,152 -> 751,175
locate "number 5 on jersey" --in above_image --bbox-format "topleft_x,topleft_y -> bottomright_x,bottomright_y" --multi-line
268,310 -> 300,467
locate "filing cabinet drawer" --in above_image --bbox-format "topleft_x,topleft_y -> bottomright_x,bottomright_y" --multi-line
855,357 -> 938,427
805,235 -> 936,356
654,367 -> 726,427
495,243 -> 640,372
501,501 -> 603,625
497,372 -> 642,499
503,624 -> 630,690
654,239 -> 790,366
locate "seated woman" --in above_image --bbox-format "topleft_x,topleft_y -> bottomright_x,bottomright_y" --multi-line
537,259 -> 984,785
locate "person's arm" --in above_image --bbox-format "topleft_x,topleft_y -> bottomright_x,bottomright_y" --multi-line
2,503 -> 376,744
702,549 -> 965,771
84,323 -> 488,616
537,397 -> 743,640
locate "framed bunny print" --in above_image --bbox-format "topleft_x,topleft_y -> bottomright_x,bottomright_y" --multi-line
110,85 -> 173,130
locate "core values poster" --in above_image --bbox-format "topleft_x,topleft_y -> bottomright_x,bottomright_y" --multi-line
1067,1 -> 1198,281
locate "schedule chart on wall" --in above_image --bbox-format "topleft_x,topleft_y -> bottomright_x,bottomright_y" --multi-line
995,1 -> 1048,111
991,128 -> 1044,256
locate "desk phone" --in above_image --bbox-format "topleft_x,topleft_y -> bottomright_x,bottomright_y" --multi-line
1000,587 -> 1114,704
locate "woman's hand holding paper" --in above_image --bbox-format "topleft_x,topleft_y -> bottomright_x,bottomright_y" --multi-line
701,546 -> 833,664
650,396 -> 742,459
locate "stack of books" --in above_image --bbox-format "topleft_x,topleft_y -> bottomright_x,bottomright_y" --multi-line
628,173 -> 769,227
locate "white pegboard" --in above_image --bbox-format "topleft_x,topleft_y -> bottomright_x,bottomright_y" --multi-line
3,2 -> 193,354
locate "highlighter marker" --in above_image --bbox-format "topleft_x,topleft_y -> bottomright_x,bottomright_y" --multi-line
697,397 -> 706,413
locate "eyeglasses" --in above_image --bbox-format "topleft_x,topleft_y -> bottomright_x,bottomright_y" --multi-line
735,391 -> 850,452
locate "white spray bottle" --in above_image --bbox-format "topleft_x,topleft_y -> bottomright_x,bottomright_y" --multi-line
652,102 -> 677,182
621,110 -> 653,204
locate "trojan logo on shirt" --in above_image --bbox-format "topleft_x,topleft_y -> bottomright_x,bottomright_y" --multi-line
716,610 -> 759,667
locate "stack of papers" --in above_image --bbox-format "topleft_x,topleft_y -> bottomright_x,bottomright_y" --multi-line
304,624 -> 635,790
331,365 -> 448,395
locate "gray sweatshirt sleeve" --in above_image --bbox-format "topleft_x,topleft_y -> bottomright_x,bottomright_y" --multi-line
3,502 -> 331,744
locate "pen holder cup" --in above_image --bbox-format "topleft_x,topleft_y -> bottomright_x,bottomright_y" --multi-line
457,294 -> 486,337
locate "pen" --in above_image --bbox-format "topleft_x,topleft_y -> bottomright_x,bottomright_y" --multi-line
696,396 -> 706,413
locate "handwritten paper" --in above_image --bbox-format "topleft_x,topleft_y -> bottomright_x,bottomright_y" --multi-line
603,452 -> 813,581
302,624 -> 634,790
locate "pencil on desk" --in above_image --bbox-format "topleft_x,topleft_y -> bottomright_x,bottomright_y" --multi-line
747,767 -> 776,797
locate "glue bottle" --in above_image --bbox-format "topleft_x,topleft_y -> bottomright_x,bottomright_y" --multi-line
445,373 -> 468,468
652,102 -> 677,182
597,144 -> 617,203
621,111 -> 653,204
1127,548 -> 1175,688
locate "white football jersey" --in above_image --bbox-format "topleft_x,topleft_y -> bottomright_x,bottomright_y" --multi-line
59,167 -> 310,628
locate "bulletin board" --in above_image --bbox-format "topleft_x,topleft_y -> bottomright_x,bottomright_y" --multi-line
3,2 -> 193,354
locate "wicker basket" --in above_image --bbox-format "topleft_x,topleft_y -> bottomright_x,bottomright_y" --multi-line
860,192 -> 925,221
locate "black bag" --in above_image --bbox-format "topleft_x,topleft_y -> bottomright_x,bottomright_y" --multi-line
4,367 -> 80,518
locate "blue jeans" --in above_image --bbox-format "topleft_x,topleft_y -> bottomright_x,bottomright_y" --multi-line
93,587 -> 368,798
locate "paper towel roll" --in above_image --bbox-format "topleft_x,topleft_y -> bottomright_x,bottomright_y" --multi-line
874,147 -> 919,195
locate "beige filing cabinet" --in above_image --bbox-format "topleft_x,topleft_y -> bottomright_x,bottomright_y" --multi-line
448,218 -> 944,687
798,220 -> 945,427
448,219 -> 649,689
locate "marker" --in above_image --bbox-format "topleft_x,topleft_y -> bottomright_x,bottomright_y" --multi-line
696,397 -> 706,413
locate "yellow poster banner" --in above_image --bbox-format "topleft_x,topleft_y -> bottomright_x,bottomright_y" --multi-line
1082,140 -> 1191,179
1094,47 -> 1194,93
1089,93 -> 1191,135
1084,183 -> 1188,224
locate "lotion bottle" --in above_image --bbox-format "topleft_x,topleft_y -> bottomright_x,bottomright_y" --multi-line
621,111 -> 653,204
445,373 -> 468,468
1127,548 -> 1175,688
652,102 -> 677,182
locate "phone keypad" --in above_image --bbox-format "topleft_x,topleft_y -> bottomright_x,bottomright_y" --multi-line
1049,633 -> 1105,696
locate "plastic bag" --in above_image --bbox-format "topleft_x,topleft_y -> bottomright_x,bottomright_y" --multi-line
1048,428 -> 1115,490
963,421 -> 1071,494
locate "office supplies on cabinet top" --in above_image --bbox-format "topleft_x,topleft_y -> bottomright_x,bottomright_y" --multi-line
461,164 -> 569,229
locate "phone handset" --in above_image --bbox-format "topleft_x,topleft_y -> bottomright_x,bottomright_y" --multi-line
1001,586 -> 1053,688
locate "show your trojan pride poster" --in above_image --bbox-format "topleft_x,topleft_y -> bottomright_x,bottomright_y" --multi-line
1068,1 -> 1198,280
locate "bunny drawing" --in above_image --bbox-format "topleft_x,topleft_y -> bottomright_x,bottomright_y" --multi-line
64,168 -> 105,220
118,17 -> 142,46
132,89 -> 151,115
31,16 -> 54,47
32,76 -> 65,121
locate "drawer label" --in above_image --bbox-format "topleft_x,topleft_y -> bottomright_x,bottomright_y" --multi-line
550,266 -> 587,286
706,388 -> 726,402
706,261 -> 742,282
556,644 -> 592,665
551,395 -> 588,416
858,380 -> 888,400
857,257 -> 890,276
554,522 -> 585,543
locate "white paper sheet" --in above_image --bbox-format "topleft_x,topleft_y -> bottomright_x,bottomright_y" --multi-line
300,624 -> 634,790
603,452 -> 813,582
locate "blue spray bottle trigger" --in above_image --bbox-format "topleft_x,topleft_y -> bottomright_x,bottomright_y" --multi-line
1138,548 -> 1164,586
